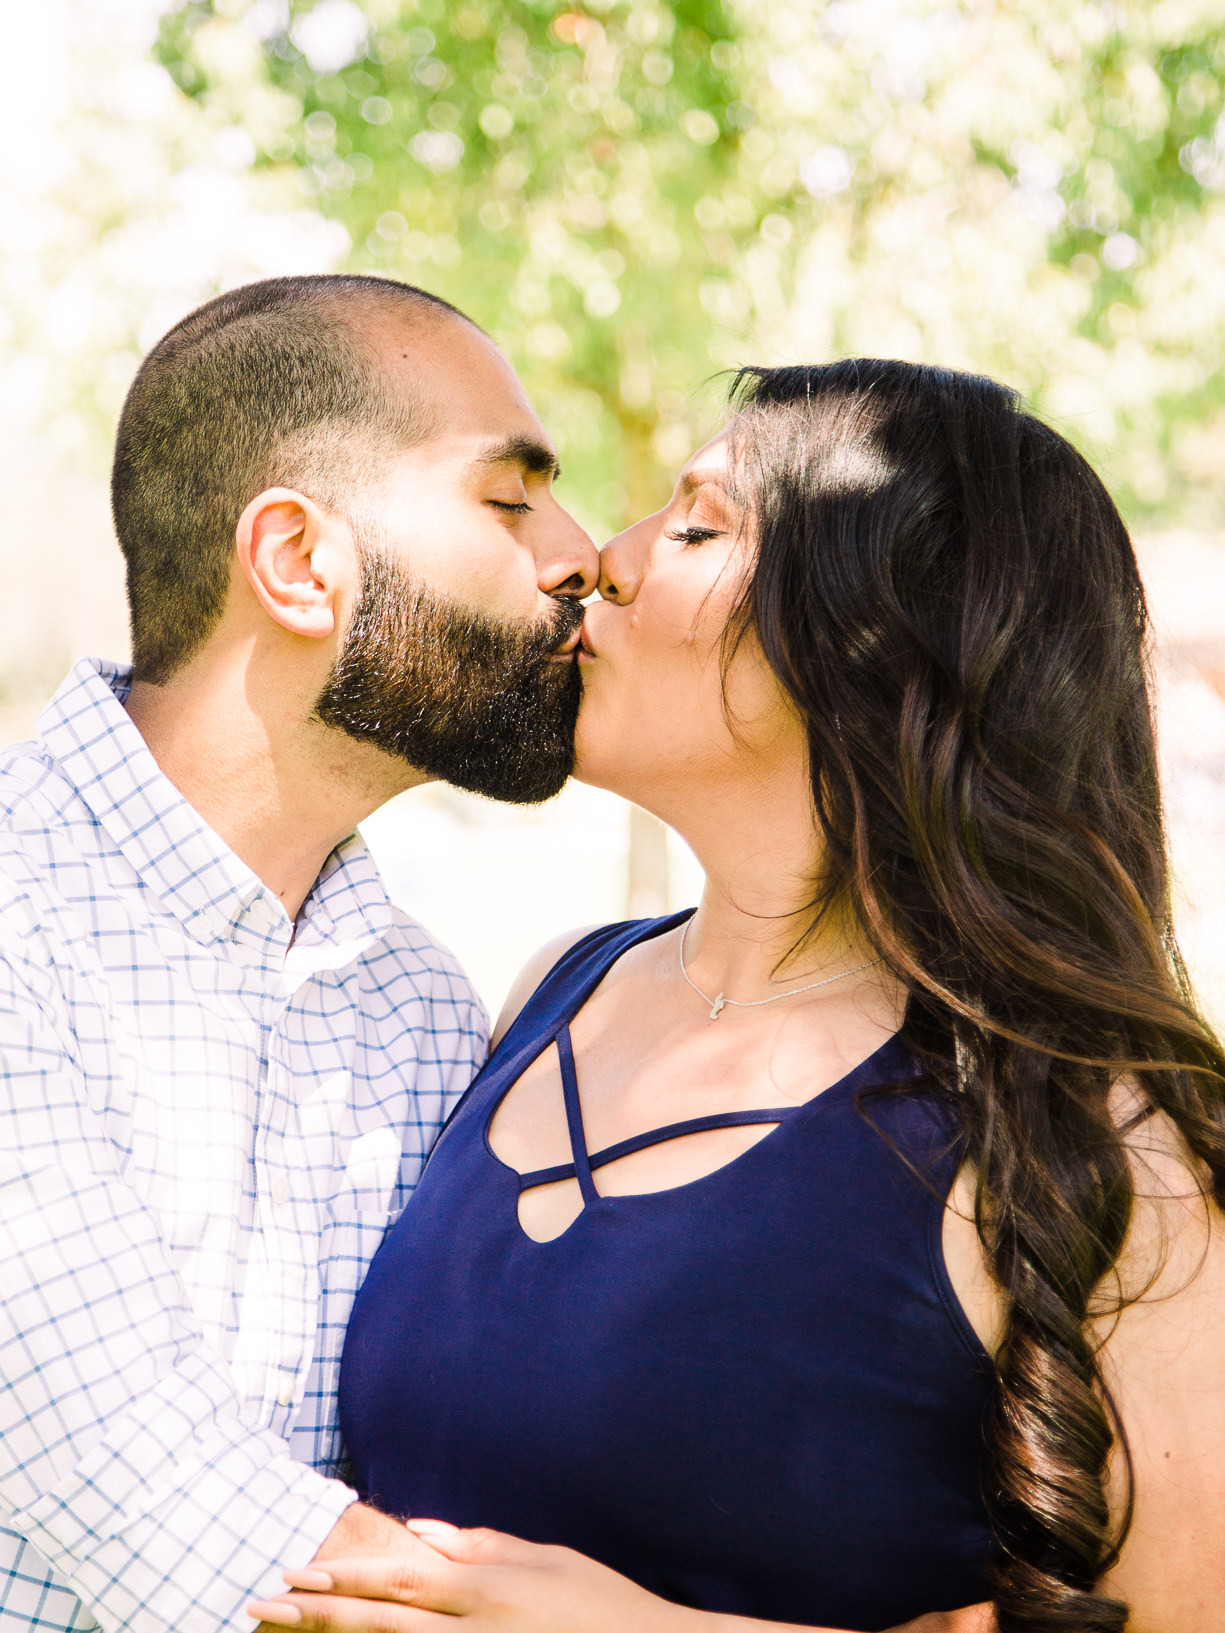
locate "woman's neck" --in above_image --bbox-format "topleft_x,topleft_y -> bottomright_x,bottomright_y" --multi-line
653,758 -> 878,1003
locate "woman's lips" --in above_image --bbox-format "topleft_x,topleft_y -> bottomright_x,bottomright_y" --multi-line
550,621 -> 595,663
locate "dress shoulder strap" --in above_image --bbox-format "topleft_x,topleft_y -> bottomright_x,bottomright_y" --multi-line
492,911 -> 693,1073
436,912 -> 695,1142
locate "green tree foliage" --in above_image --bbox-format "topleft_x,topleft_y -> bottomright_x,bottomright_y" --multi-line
158,0 -> 782,531
158,0 -> 1225,528
735,0 -> 1225,523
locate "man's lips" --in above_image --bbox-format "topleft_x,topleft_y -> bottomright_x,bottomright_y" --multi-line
552,621 -> 596,658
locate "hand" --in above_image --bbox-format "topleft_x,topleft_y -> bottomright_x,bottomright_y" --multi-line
248,1518 -> 998,1633
248,1521 -> 688,1633
250,1506 -> 455,1633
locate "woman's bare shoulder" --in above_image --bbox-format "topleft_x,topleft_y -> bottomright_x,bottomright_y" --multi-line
945,1088 -> 1225,1628
1098,1096 -> 1225,1630
490,926 -> 605,1048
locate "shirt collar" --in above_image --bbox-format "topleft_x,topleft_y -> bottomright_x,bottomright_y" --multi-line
39,657 -> 396,969
289,831 -> 396,981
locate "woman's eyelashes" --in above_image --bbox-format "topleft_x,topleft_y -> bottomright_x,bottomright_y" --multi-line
488,499 -> 534,515
665,524 -> 723,546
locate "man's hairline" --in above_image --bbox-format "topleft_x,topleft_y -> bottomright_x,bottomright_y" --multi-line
235,304 -> 559,513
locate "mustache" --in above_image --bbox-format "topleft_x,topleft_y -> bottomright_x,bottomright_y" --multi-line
539,594 -> 584,654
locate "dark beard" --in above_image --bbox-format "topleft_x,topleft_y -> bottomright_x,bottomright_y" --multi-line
313,545 -> 584,804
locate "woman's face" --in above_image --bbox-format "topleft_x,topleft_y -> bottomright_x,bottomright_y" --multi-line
575,431 -> 803,810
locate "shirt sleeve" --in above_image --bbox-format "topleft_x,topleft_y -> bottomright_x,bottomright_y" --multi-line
0,946 -> 358,1633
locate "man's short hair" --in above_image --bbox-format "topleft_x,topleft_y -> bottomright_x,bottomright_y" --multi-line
111,273 -> 470,683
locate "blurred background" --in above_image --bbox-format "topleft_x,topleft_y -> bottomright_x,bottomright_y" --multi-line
3,0 -> 1224,1019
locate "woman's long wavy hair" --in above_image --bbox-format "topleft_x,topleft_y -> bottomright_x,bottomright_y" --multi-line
726,361 -> 1225,1633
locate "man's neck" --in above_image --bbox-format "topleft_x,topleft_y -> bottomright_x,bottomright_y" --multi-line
125,648 -> 425,922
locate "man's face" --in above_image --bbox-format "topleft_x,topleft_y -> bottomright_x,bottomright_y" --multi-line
314,315 -> 598,803
367,313 -> 595,626
314,540 -> 584,803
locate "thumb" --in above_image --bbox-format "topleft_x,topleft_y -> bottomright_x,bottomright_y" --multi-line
405,1521 -> 547,1566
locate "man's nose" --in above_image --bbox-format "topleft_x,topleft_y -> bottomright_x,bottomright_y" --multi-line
538,506 -> 600,599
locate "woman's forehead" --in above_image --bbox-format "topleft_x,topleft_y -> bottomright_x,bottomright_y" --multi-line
678,431 -> 732,494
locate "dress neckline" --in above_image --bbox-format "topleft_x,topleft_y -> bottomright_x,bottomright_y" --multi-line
475,913 -> 908,1242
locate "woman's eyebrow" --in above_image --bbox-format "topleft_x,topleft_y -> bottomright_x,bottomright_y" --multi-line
470,434 -> 561,482
680,470 -> 745,506
680,470 -> 725,494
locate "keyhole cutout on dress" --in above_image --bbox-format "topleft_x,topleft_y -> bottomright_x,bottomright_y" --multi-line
513,1123 -> 788,1241
490,1030 -> 798,1245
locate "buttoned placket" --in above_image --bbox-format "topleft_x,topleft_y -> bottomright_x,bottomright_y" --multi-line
260,989 -> 308,1426
239,889 -> 390,1430
223,889 -> 315,1427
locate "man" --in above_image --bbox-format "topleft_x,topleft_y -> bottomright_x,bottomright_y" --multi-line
0,273 -> 598,1632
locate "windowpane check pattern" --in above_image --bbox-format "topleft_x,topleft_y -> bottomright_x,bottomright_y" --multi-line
0,658 -> 489,1632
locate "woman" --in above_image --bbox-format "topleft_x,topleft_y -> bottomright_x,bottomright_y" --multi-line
251,361 -> 1225,1632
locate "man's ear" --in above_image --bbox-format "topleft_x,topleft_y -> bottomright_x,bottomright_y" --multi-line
235,487 -> 347,639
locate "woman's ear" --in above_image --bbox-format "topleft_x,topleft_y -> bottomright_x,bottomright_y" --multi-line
235,486 -> 347,639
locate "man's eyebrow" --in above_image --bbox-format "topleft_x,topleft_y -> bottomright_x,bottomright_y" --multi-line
471,435 -> 561,482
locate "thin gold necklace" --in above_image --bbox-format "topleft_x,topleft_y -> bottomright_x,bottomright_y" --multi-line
678,917 -> 880,1021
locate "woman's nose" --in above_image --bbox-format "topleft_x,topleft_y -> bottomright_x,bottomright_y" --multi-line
597,511 -> 659,604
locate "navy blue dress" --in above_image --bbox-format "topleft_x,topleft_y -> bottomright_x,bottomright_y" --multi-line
340,915 -> 996,1631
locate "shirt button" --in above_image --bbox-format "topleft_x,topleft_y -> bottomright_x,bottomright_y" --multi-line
251,897 -> 282,933
277,1381 -> 295,1408
270,1175 -> 290,1206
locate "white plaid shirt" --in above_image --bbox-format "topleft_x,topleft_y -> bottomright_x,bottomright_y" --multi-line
0,658 -> 488,1633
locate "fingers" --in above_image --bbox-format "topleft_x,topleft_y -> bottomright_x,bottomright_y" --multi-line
270,1552 -> 471,1615
249,1590 -> 446,1631
402,1521 -> 551,1567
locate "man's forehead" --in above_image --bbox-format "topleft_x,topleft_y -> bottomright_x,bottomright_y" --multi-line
376,307 -> 510,387
369,316 -> 555,467
388,425 -> 561,482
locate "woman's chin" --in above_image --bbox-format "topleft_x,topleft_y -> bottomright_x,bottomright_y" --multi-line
573,693 -> 676,803
570,741 -> 613,792
571,727 -> 632,798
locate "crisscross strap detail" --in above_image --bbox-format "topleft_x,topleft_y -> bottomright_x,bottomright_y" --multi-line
521,1025 -> 800,1195
555,1024 -> 601,1206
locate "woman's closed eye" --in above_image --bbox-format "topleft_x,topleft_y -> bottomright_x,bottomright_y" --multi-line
489,499 -> 534,515
665,524 -> 723,545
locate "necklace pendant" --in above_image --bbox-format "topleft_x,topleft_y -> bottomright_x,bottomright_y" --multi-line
709,993 -> 727,1020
